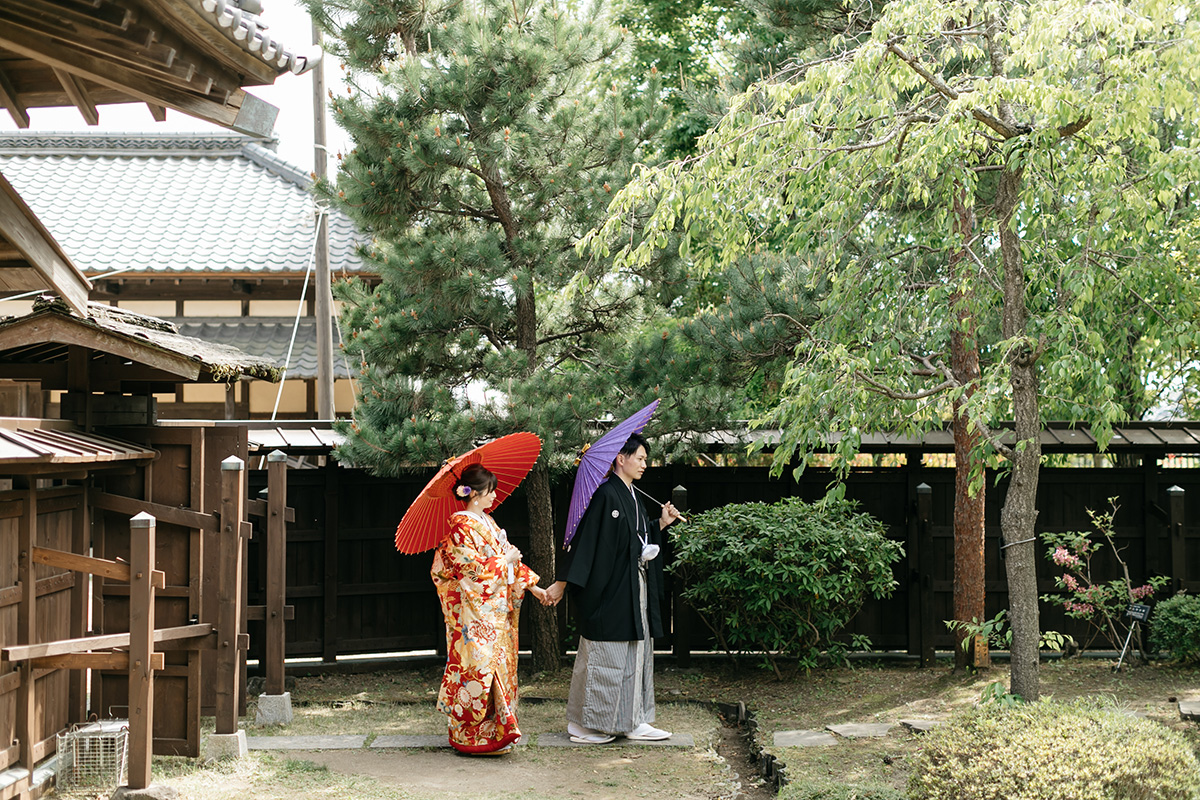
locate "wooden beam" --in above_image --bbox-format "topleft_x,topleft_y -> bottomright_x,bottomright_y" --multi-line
147,102 -> 167,121
29,651 -> 164,671
52,67 -> 99,124
32,545 -> 165,589
90,489 -> 218,532
0,23 -> 276,135
246,497 -> 295,522
0,63 -> 29,127
245,604 -> 294,621
1,623 -> 214,662
0,175 -> 90,315
0,315 -> 201,380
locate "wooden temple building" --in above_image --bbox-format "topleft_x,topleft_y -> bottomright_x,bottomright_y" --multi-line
0,1 -> 319,797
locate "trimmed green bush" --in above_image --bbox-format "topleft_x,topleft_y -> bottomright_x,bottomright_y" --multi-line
670,496 -> 902,672
1150,593 -> 1200,663
908,698 -> 1200,800
780,781 -> 908,800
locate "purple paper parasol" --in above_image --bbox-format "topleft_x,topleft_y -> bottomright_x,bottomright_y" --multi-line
564,399 -> 659,546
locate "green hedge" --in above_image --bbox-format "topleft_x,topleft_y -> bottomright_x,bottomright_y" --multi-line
670,496 -> 902,671
1150,594 -> 1200,663
779,781 -> 907,800
908,698 -> 1200,800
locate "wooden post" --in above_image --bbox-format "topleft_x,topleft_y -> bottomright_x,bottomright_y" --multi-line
265,450 -> 288,695
127,512 -> 156,791
68,487 -> 89,722
16,483 -> 35,788
916,483 -> 936,668
312,21 -> 335,420
322,462 -> 339,663
670,484 -> 692,668
1168,485 -> 1185,594
215,456 -> 246,735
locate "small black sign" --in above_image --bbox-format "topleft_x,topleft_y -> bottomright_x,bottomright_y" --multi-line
1127,603 -> 1151,622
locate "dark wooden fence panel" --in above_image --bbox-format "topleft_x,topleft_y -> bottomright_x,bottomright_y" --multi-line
248,462 -> 1197,663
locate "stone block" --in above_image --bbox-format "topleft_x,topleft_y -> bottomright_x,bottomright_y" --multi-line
255,693 -> 293,726
773,730 -> 838,747
827,722 -> 894,738
203,730 -> 248,761
245,735 -> 365,751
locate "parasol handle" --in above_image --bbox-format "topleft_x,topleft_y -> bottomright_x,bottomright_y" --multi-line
633,485 -> 687,523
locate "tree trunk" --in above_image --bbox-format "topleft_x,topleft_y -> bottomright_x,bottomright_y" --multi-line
996,165 -> 1041,701
523,462 -> 560,672
951,183 -> 987,669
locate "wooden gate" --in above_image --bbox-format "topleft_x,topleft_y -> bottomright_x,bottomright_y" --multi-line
90,423 -> 248,756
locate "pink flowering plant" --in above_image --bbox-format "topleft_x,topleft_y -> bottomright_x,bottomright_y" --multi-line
1040,500 -> 1168,660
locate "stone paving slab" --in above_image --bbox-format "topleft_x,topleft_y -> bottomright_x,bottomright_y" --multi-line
1180,700 -> 1200,721
536,732 -> 695,748
774,730 -> 838,747
246,735 -> 366,751
827,723 -> 894,738
899,719 -> 945,734
370,734 -> 530,749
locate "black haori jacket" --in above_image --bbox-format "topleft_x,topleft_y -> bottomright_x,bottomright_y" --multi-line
559,477 -> 665,642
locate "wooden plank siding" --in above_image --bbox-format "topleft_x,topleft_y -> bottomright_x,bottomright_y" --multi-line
0,486 -> 81,774
245,462 -> 1200,663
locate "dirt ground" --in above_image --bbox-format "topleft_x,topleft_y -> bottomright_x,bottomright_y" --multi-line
51,657 -> 1197,800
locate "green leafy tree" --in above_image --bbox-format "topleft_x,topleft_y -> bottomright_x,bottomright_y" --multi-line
589,0 -> 1200,699
305,0 -> 709,670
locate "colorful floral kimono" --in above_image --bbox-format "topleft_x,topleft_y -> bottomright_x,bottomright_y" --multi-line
431,510 -> 539,753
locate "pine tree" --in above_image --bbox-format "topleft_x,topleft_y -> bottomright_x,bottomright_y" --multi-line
306,0 -> 682,669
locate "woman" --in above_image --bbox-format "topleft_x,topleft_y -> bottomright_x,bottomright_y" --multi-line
431,463 -> 546,754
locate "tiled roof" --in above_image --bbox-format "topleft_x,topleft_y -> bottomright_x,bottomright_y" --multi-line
174,317 -> 357,380
0,133 -> 370,277
0,423 -> 157,468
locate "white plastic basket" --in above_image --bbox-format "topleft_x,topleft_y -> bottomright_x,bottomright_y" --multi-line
55,720 -> 129,792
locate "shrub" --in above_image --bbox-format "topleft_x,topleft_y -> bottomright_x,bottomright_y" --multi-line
908,698 -> 1200,800
670,496 -> 902,673
779,780 -> 908,800
1150,593 -> 1200,663
1040,500 -> 1168,657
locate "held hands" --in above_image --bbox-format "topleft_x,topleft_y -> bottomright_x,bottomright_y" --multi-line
539,580 -> 566,607
528,585 -> 548,604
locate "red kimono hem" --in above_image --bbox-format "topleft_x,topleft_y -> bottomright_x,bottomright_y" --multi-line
449,731 -> 521,754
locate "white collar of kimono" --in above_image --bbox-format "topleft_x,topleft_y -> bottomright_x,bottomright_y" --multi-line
626,484 -> 648,546
451,509 -> 493,528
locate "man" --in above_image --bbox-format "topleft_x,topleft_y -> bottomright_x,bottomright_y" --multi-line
543,432 -> 682,744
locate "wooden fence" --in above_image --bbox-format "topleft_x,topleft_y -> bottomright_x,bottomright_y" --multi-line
245,461 -> 1200,664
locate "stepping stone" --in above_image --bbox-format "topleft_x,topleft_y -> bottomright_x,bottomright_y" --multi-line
774,730 -> 837,747
827,723 -> 894,738
370,734 -> 530,748
536,732 -> 694,748
1179,700 -> 1200,721
900,719 -> 944,734
246,735 -> 366,751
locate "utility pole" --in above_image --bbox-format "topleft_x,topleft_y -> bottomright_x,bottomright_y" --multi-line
312,22 -> 335,420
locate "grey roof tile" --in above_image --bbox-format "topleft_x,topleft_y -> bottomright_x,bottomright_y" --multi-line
0,133 -> 370,278
173,317 -> 357,380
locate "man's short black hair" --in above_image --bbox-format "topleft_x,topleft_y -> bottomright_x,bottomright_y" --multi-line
619,432 -> 649,458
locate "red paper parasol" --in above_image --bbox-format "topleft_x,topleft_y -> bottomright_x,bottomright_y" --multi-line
394,432 -> 542,554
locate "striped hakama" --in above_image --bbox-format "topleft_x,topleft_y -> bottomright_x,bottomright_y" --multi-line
566,562 -> 656,734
